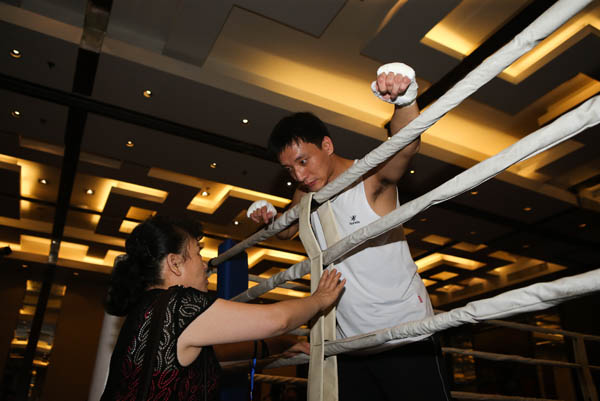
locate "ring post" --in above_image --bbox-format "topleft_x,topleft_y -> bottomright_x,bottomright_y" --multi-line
217,238 -> 250,401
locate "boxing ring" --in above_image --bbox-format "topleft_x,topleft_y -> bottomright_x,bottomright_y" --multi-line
208,0 -> 600,399
246,316 -> 600,401
86,0 -> 600,399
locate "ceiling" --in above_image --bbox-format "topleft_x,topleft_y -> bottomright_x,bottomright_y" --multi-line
1,0 -> 599,307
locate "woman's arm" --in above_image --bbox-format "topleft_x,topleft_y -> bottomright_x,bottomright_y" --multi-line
213,334 -> 307,362
177,269 -> 344,362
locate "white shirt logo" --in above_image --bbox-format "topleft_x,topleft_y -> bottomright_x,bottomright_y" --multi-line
349,215 -> 360,225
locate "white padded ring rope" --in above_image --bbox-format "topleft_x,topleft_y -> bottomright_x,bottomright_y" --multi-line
265,268 -> 600,368
210,0 -> 592,271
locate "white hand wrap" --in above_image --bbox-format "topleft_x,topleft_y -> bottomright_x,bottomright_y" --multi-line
371,62 -> 418,107
246,200 -> 277,218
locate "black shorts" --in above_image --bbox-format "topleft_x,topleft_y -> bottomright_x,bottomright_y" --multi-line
337,335 -> 453,401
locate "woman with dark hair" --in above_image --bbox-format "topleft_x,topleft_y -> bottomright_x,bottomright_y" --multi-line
100,215 -> 344,401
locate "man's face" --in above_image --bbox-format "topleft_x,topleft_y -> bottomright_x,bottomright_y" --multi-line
278,138 -> 333,192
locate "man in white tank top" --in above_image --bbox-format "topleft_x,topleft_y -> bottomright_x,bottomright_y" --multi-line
250,66 -> 452,400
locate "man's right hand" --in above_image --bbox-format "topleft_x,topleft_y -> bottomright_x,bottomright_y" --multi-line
249,206 -> 277,224
247,200 -> 277,224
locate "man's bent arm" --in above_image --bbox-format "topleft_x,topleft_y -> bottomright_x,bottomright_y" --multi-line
375,102 -> 420,185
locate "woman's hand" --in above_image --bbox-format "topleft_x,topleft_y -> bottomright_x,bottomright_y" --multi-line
312,269 -> 345,312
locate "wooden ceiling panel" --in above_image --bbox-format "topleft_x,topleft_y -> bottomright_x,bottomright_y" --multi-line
80,113 -> 287,196
451,179 -> 574,224
472,33 -> 600,114
406,204 -> 512,245
361,0 -> 461,82
0,89 -> 68,146
0,20 -> 79,91
537,124 -> 600,177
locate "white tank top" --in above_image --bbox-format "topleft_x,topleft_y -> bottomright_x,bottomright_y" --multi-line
311,179 -> 433,350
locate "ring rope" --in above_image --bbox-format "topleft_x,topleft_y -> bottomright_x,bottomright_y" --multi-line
441,347 -> 597,370
251,374 -> 565,401
232,95 -> 600,303
263,268 -> 600,368
252,373 -> 308,386
209,0 -> 592,271
450,392 -> 564,401
248,274 -> 309,293
250,375 -> 566,401
284,321 -> 600,343
485,319 -> 600,342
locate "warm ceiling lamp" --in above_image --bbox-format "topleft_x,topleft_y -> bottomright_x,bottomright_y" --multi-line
38,178 -> 48,185
85,188 -> 95,195
523,207 -> 533,212
233,220 -> 240,226
409,170 -> 415,174
578,223 -> 587,228
201,190 -> 209,197
286,181 -> 293,187
470,191 -> 478,195
126,140 -> 134,148
143,89 -> 152,98
10,49 -> 21,58
11,110 -> 21,118
242,118 -> 249,124
210,162 -> 217,169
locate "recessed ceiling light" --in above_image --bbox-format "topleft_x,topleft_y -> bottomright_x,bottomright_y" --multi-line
85,188 -> 95,195
469,231 -> 477,235
523,207 -> 533,212
233,220 -> 240,226
201,191 -> 209,197
286,181 -> 293,187
73,271 -> 79,276
10,49 -> 21,58
38,178 -> 48,185
126,140 -> 134,148
578,223 -> 587,228
143,89 -> 152,98
522,244 -> 530,249
22,264 -> 28,269
210,162 -> 217,169
470,191 -> 478,195
242,118 -> 249,124
409,170 -> 415,174
420,218 -> 427,222
11,110 -> 21,118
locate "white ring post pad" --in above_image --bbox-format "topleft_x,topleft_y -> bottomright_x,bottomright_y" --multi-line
298,193 -> 339,401
370,62 -> 419,107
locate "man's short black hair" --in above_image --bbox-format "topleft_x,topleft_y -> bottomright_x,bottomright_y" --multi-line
268,112 -> 330,159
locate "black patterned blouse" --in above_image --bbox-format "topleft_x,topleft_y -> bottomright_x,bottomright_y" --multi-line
101,286 -> 221,401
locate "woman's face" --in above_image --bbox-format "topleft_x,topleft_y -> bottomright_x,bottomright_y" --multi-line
180,237 -> 209,292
